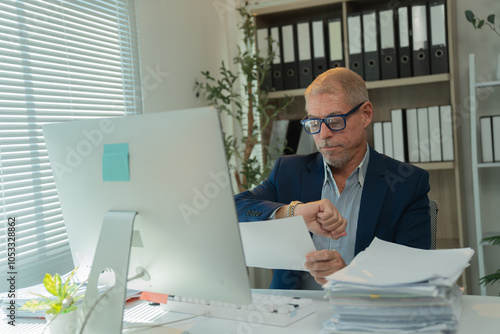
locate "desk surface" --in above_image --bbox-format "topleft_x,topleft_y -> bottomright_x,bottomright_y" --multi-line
3,290 -> 500,333
125,290 -> 500,334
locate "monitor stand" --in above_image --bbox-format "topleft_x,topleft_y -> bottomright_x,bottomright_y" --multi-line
78,211 -> 189,334
78,211 -> 137,334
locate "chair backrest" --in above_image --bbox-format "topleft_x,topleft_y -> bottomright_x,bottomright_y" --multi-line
429,199 -> 438,249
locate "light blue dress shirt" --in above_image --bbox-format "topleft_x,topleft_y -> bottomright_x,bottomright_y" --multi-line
312,144 -> 370,265
298,144 -> 369,290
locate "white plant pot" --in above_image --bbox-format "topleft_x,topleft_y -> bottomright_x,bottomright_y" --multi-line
45,310 -> 78,334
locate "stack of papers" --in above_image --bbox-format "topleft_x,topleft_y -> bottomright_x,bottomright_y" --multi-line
321,238 -> 474,334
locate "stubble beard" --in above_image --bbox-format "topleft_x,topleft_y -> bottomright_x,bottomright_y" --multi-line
317,143 -> 351,169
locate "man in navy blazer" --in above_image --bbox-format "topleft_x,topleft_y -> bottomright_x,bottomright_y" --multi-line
234,68 -> 431,289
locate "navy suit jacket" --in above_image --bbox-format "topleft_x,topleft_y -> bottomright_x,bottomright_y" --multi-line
235,147 -> 431,289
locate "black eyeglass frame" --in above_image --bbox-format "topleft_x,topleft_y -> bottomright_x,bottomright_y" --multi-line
300,101 -> 366,134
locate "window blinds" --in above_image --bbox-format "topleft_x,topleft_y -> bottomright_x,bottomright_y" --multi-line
0,0 -> 142,291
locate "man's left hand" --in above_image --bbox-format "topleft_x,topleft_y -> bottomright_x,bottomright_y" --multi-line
304,249 -> 346,285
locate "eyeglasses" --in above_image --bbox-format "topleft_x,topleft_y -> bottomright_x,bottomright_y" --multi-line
300,102 -> 366,134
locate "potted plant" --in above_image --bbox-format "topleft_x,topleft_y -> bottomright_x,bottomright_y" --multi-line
21,267 -> 84,333
195,6 -> 293,193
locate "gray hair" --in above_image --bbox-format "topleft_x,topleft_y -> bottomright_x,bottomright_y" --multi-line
304,67 -> 369,110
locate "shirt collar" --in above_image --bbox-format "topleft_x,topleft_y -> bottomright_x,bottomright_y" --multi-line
322,143 -> 370,187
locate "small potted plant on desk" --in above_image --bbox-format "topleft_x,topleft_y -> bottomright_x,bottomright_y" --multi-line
21,267 -> 84,333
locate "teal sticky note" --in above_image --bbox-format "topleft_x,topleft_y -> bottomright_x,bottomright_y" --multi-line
103,143 -> 130,181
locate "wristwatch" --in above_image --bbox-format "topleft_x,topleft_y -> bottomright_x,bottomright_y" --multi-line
287,201 -> 303,217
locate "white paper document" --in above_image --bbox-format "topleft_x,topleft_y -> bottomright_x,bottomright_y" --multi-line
239,216 -> 316,271
327,237 -> 474,286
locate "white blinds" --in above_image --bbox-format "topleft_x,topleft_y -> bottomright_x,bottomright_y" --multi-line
0,0 -> 142,291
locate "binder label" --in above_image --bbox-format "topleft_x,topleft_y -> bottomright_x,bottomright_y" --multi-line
270,27 -> 281,63
312,20 -> 325,58
380,10 -> 395,49
328,19 -> 343,61
297,22 -> 311,61
348,15 -> 362,54
412,5 -> 428,50
362,12 -> 377,53
257,28 -> 269,58
430,4 -> 446,46
282,25 -> 295,63
398,7 -> 410,48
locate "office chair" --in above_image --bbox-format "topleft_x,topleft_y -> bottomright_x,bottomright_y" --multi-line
429,199 -> 438,250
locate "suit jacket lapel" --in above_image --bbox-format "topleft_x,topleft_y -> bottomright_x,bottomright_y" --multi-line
355,147 -> 389,254
301,153 -> 324,203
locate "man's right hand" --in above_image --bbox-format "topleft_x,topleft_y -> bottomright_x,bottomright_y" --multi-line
277,199 -> 347,240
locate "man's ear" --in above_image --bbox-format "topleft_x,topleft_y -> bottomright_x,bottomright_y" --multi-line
361,102 -> 374,128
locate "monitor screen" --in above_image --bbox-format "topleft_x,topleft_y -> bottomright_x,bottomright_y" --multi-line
42,107 -> 251,306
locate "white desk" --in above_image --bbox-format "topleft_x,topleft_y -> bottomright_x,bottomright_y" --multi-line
456,294 -> 500,334
124,290 -> 500,334
3,290 -> 500,333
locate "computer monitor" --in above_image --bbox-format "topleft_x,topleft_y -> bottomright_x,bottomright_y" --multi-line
42,107 -> 252,331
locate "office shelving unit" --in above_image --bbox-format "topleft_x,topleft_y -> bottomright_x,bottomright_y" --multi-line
468,53 -> 500,296
250,0 -> 465,272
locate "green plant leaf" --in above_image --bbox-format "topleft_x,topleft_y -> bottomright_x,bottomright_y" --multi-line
478,19 -> 485,29
465,10 -> 475,23
74,294 -> 85,303
21,299 -> 51,311
66,267 -> 78,283
482,235 -> 500,246
63,305 -> 78,313
49,300 -> 62,313
43,273 -> 58,296
480,269 -> 500,286
27,291 -> 52,301
54,273 -> 62,296
488,14 -> 495,25
46,308 -> 58,315
62,268 -> 76,299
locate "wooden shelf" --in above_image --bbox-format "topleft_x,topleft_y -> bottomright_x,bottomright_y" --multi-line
268,88 -> 305,99
436,238 -> 461,250
414,161 -> 455,171
267,74 -> 450,99
366,74 -> 450,90
250,0 -> 342,16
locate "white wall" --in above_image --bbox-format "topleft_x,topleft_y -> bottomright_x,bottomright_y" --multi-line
134,0 -> 235,113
